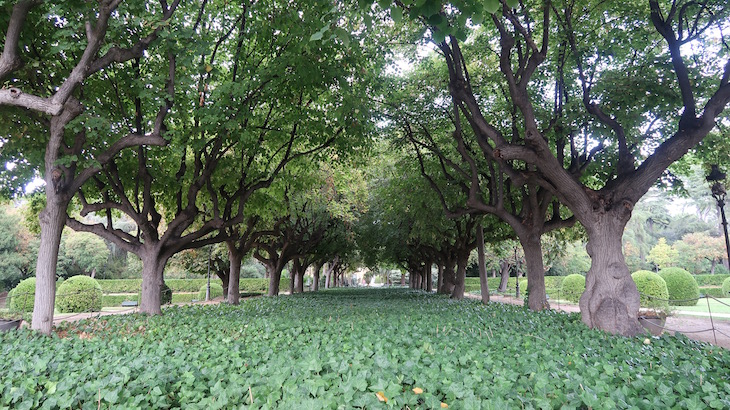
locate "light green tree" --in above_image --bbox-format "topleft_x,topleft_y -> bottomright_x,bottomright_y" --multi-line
648,238 -> 678,270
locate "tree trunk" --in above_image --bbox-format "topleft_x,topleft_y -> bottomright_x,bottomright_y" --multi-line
437,265 -> 444,292
227,245 -> 243,304
267,261 -> 281,297
497,260 -> 510,292
312,262 -> 322,291
31,197 -> 69,334
140,252 -> 168,315
424,263 -> 432,292
451,253 -> 468,299
439,260 -> 456,294
289,266 -> 295,294
400,271 -> 406,286
215,271 -> 230,300
519,234 -> 549,311
579,218 -> 643,336
476,224 -> 489,304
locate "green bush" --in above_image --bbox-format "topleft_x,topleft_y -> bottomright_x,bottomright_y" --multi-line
56,276 -> 103,313
700,287 -> 725,298
9,278 -> 35,313
519,279 -> 528,292
722,278 -> 730,298
631,270 -> 669,310
102,294 -> 139,307
659,267 -> 699,306
694,274 -> 730,287
198,283 -> 224,300
560,274 -> 585,303
241,278 -> 269,293
97,278 -> 268,294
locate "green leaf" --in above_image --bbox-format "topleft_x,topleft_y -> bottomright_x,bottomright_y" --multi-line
484,0 -> 500,14
391,7 -> 403,23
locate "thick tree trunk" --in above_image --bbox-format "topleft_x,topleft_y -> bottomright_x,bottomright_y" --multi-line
400,271 -> 406,286
31,198 -> 69,334
215,271 -> 229,300
289,267 -> 295,294
450,253 -> 468,299
437,265 -> 444,292
476,224 -> 489,304
140,252 -> 168,315
520,234 -> 549,311
227,246 -> 243,304
267,262 -> 282,297
580,219 -> 643,336
439,260 -> 456,294
497,261 -> 510,292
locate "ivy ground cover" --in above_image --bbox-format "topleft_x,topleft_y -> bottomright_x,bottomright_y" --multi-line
1,289 -> 729,409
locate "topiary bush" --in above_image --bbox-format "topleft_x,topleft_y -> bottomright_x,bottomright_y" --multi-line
56,276 -> 103,313
198,283 -> 224,300
722,277 -> 730,298
658,267 -> 700,306
9,278 -> 36,313
560,274 -> 585,303
631,270 -> 669,311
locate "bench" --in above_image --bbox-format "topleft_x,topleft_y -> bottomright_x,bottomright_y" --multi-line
121,301 -> 138,307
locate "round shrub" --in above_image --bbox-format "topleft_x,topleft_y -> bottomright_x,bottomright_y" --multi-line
560,274 -> 585,303
631,270 -> 669,310
658,267 -> 699,306
56,276 -> 103,313
519,279 -> 528,291
722,277 -> 730,298
198,282 -> 224,300
9,278 -> 36,312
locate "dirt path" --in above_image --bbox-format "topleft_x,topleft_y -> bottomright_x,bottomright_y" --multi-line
483,294 -> 730,349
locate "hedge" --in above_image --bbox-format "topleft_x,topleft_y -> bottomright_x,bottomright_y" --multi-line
700,287 -> 726,298
465,277 -> 564,295
722,278 -> 730,298
631,270 -> 669,310
694,274 -> 730,287
56,276 -> 103,313
96,278 -> 269,294
561,274 -> 586,303
198,283 -> 224,300
658,267 -> 699,306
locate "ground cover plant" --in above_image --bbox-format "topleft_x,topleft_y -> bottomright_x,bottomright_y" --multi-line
2,289 -> 729,409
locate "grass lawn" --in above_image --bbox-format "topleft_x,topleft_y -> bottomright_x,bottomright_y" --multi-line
1,288 -> 729,409
672,298 -> 730,315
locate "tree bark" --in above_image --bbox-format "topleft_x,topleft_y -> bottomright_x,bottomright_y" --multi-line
450,252 -> 468,299
227,245 -> 243,304
31,197 -> 69,334
312,262 -> 322,291
267,261 -> 282,297
579,218 -> 643,336
400,271 -> 406,286
437,264 -> 444,292
520,234 -> 549,311
439,260 -> 456,294
476,224 -> 489,304
140,252 -> 168,315
497,261 -> 510,292
424,263 -> 432,292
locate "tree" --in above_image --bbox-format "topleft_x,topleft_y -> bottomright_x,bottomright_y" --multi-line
382,0 -> 730,335
648,238 -> 677,270
0,0 -> 181,334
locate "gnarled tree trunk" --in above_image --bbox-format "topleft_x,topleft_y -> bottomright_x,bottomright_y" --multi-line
497,260 -> 510,292
579,216 -> 643,336
450,252 -> 469,299
439,259 -> 456,294
311,262 -> 322,291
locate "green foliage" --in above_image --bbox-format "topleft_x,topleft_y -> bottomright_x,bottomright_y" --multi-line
465,277 -> 564,296
160,283 -> 173,306
722,278 -> 730,298
96,278 -> 268,294
101,294 -> 139,307
631,271 -> 670,311
658,268 -> 700,306
560,274 -> 586,303
198,283 -> 224,300
62,231 -> 109,276
56,276 -> 103,313
9,278 -> 35,313
695,274 -> 730,287
2,289 -> 730,408
648,238 -> 677,270
700,287 -> 726,298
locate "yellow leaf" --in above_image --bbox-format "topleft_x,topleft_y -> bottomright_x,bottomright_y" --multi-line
375,391 -> 387,402
205,64 -> 213,73
412,387 -> 424,394
441,403 -> 449,408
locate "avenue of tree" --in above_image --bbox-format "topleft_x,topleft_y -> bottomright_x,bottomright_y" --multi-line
1,0 -> 729,337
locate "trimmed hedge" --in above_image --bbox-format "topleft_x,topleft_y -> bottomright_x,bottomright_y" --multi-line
465,277 -> 564,296
56,276 -> 103,313
694,274 -> 730,287
8,278 -> 36,313
102,293 -> 199,307
198,283 -> 224,300
659,267 -> 700,306
722,278 -> 730,298
700,287 -> 726,298
561,274 -> 586,303
631,270 -> 669,310
97,278 -> 269,294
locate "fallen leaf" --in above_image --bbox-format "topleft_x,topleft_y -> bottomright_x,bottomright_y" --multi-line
441,403 -> 449,408
376,391 -> 387,402
412,387 -> 423,394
